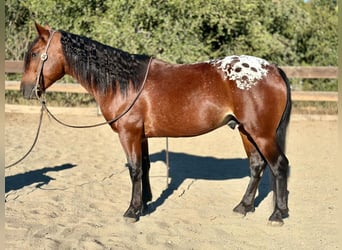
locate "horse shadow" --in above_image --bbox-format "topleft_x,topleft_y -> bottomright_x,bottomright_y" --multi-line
147,150 -> 271,214
5,163 -> 77,194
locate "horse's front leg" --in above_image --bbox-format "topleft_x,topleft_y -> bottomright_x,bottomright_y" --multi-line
119,131 -> 144,222
141,138 -> 152,213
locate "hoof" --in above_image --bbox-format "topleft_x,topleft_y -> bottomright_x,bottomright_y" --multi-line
124,216 -> 139,223
268,208 -> 288,226
123,208 -> 140,223
268,220 -> 284,227
233,202 -> 255,216
231,211 -> 245,218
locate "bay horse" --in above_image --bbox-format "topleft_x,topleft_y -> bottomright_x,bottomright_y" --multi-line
21,23 -> 291,225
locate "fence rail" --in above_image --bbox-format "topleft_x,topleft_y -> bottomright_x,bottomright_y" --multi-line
3,81 -> 338,102
5,60 -> 338,102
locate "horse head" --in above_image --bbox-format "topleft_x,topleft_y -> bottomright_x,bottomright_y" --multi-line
21,23 -> 66,99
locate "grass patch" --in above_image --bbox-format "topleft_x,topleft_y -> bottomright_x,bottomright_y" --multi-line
292,101 -> 337,115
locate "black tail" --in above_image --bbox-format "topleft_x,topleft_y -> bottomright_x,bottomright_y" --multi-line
276,67 -> 292,152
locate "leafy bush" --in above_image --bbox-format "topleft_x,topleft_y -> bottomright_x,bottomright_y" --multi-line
6,0 -> 337,91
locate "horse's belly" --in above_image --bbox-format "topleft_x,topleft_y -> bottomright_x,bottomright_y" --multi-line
144,108 -> 231,138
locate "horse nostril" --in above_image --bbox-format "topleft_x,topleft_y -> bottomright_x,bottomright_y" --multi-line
20,83 -> 38,99
20,83 -> 27,96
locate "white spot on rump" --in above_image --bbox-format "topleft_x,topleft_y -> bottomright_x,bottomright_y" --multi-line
210,55 -> 269,90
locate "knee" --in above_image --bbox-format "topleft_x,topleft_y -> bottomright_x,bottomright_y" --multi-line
249,154 -> 266,177
126,163 -> 142,180
250,164 -> 265,178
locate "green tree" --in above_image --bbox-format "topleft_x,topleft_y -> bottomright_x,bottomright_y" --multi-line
5,0 -> 337,90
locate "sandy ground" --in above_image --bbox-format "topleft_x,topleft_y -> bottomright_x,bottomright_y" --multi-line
5,105 -> 339,249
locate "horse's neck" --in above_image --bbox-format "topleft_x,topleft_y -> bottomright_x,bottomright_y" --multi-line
61,31 -> 151,101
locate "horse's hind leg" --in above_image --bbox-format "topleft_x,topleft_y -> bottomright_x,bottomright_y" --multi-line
233,131 -> 267,215
253,136 -> 289,225
141,138 -> 152,213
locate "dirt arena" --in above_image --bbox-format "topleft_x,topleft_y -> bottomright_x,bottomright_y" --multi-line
5,105 -> 339,249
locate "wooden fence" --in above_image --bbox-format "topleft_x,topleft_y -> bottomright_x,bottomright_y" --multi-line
5,60 -> 338,102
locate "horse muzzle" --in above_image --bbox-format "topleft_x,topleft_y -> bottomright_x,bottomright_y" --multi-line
20,82 -> 42,99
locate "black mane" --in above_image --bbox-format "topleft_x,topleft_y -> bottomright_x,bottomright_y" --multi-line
59,30 -> 151,95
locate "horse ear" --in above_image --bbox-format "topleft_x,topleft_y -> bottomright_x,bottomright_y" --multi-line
34,22 -> 50,41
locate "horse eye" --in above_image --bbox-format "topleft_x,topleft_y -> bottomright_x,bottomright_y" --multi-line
31,52 -> 37,58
